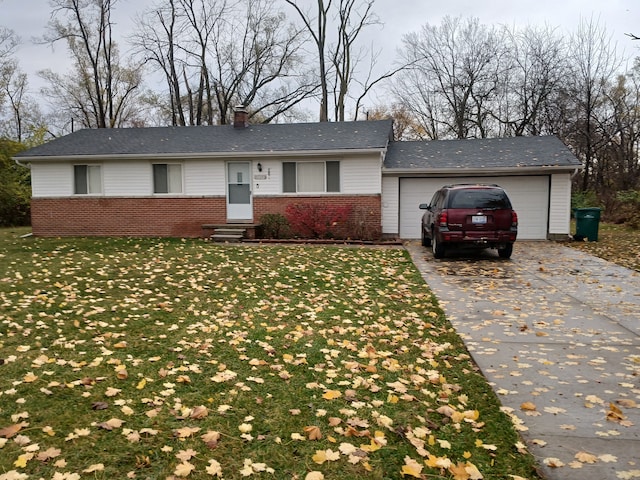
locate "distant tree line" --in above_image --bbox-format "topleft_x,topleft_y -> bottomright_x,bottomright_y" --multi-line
1,1 -> 640,226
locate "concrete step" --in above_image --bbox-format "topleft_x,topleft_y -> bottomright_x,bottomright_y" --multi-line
211,233 -> 244,242
215,228 -> 247,235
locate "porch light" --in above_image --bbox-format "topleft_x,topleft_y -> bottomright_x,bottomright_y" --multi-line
257,162 -> 263,172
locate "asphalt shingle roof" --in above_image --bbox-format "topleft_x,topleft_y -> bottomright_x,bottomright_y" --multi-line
16,119 -> 394,158
384,135 -> 582,170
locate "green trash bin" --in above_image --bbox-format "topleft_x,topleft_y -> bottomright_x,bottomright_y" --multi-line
574,207 -> 601,241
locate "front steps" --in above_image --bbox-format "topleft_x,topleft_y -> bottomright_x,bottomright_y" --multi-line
202,224 -> 260,242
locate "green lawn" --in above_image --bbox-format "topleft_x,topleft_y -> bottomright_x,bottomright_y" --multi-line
568,222 -> 640,272
0,228 -> 539,480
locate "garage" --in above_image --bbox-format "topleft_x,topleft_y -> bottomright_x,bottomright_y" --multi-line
398,176 -> 550,239
382,136 -> 582,240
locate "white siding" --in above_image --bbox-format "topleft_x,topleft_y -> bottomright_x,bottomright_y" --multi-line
184,161 -> 225,196
251,160 -> 281,196
341,156 -> 381,194
396,176 -> 550,240
103,161 -> 150,196
549,173 -> 572,235
381,176 -> 399,235
31,163 -> 73,197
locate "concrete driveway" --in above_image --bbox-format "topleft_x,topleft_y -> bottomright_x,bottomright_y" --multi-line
405,241 -> 640,480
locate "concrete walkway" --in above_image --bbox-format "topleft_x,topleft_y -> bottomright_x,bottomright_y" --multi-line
405,241 -> 640,480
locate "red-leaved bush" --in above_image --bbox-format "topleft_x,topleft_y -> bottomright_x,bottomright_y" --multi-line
284,203 -> 353,239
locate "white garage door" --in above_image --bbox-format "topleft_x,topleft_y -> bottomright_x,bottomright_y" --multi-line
399,176 -> 550,240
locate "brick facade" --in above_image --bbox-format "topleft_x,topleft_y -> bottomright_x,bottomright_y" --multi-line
31,195 -> 382,239
31,197 -> 227,238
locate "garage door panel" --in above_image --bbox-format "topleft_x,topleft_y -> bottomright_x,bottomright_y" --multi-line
399,176 -> 549,240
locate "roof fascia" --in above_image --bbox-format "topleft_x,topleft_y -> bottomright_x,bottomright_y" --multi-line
382,165 -> 583,175
15,148 -> 387,163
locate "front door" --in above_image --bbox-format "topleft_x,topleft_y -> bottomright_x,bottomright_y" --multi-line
226,162 -> 253,221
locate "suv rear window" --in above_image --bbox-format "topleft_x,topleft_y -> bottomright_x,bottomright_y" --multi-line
447,189 -> 512,209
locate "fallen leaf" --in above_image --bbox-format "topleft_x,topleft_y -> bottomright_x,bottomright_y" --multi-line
322,390 -> 342,400
174,461 -> 195,477
83,464 -> 105,473
575,451 -> 597,464
401,456 -> 423,478
0,423 -> 26,439
98,418 -> 124,430
304,425 -> 322,440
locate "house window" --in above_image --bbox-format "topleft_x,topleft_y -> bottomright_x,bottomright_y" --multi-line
74,165 -> 102,194
153,164 -> 182,194
283,161 -> 340,193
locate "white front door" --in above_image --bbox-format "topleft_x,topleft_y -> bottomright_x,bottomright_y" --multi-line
227,162 -> 253,221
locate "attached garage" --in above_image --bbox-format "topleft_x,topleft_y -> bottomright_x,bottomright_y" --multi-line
382,136 -> 582,240
398,176 -> 549,239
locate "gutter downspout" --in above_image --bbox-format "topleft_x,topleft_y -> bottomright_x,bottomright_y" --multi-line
13,157 -> 31,169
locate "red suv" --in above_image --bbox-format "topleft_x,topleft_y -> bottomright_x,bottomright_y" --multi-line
420,184 -> 518,259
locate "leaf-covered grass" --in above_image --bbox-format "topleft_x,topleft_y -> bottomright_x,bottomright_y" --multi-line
0,228 -> 540,480
568,222 -> 640,272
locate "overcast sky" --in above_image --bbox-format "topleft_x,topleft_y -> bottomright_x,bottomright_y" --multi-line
1,0 -> 639,108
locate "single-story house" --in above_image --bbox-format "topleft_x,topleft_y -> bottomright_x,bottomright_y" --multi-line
13,108 -> 582,240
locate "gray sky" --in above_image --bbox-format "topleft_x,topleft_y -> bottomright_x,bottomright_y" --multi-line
1,0 -> 639,107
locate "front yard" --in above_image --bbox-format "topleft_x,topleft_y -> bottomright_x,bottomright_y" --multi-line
0,228 -> 539,480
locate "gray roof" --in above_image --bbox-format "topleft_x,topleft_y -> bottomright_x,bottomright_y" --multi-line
16,119 -> 394,159
384,136 -> 582,170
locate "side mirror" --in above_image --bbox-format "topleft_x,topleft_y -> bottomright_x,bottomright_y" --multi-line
419,203 -> 430,210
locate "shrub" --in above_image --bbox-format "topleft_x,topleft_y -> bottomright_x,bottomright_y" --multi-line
259,213 -> 291,239
613,190 -> 640,229
284,203 -> 353,239
571,190 -> 600,216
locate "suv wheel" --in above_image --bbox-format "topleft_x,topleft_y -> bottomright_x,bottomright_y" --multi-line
432,233 -> 445,259
421,227 -> 431,247
498,243 -> 513,259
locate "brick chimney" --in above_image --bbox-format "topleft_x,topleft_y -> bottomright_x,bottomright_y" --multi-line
233,105 -> 248,128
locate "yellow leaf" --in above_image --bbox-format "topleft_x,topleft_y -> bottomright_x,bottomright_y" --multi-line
520,402 -> 537,411
136,378 -> 147,390
312,450 -> 327,464
360,438 -> 382,452
322,390 -> 342,400
14,453 -> 33,468
23,372 -> 38,383
449,462 -> 470,480
400,456 -> 423,478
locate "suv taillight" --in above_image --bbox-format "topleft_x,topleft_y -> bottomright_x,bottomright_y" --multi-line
438,211 -> 448,227
511,211 -> 518,227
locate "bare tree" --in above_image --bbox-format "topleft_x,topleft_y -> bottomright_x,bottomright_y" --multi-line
498,25 -> 568,136
285,0 -> 399,122
42,0 -> 143,128
285,0 -> 331,121
395,16 -> 508,139
134,0 -> 314,125
566,17 -> 622,191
